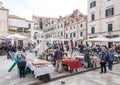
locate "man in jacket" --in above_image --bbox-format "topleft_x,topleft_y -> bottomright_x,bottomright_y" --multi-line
53,47 -> 63,73
107,49 -> 114,70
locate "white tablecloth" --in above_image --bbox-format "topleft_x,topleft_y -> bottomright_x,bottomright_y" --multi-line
26,61 -> 55,77
34,65 -> 55,77
75,56 -> 84,59
26,61 -> 35,71
114,54 -> 120,57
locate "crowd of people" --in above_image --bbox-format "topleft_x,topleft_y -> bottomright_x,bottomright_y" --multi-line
4,39 -> 120,78
50,39 -> 120,74
6,44 -> 26,60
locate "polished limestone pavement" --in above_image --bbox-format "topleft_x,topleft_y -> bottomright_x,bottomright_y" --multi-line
41,64 -> 120,85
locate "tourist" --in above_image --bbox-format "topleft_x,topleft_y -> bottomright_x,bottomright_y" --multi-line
99,51 -> 107,73
11,45 -> 17,60
17,58 -> 26,78
84,48 -> 90,68
66,44 -> 69,51
78,41 -> 84,53
6,44 -> 12,59
70,39 -> 74,52
107,49 -> 114,70
53,47 -> 63,73
60,42 -> 64,52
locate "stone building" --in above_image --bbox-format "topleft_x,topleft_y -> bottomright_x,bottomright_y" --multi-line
88,0 -> 120,47
43,18 -> 64,39
32,15 -> 58,44
32,15 -> 57,30
64,9 -> 87,39
43,9 -> 87,45
0,2 -> 9,35
8,14 -> 34,47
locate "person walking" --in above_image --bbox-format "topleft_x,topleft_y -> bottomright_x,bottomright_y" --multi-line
99,51 -> 107,73
53,47 -> 63,73
107,49 -> 114,70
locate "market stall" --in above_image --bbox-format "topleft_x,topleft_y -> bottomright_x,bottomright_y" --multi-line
89,56 -> 99,68
26,58 -> 55,82
114,54 -> 120,61
62,58 -> 82,72
75,53 -> 85,65
45,49 -> 55,61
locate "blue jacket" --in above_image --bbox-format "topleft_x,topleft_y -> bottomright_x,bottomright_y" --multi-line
107,52 -> 114,61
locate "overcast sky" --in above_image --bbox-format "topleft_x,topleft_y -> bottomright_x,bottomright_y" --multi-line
0,0 -> 87,20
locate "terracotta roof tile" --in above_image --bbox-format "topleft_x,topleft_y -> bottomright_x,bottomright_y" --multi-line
9,14 -> 24,20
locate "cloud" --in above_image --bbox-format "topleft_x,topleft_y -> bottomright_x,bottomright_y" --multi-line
1,0 -> 87,20
25,0 -> 87,17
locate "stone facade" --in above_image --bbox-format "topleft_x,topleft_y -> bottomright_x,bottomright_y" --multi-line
43,20 -> 64,39
0,2 -> 9,34
43,9 -> 87,44
32,15 -> 57,30
8,14 -> 34,46
88,0 -> 120,38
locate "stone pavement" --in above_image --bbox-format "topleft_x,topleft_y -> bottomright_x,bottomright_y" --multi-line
0,51 -> 78,85
0,51 -> 40,85
41,64 -> 120,85
0,51 -> 120,85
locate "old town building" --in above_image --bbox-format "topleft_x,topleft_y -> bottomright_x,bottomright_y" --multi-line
8,14 -> 34,46
88,0 -> 120,47
43,9 -> 87,45
32,15 -> 57,30
0,2 -> 9,34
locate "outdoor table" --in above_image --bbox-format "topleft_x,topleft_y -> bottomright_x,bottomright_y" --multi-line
62,58 -> 82,72
114,54 -> 120,61
33,64 -> 54,77
89,56 -> 98,67
75,56 -> 84,59
26,60 -> 55,78
75,55 -> 84,65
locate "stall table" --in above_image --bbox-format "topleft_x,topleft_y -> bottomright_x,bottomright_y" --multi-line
89,56 -> 99,68
26,59 -> 55,82
62,58 -> 82,72
75,56 -> 84,65
114,54 -> 120,61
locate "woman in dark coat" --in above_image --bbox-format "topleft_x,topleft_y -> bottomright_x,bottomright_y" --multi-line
99,51 -> 107,73
84,49 -> 90,68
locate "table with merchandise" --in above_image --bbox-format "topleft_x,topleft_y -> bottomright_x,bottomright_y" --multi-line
26,58 -> 55,78
62,58 -> 82,72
